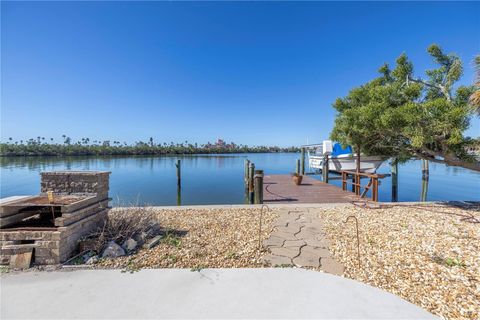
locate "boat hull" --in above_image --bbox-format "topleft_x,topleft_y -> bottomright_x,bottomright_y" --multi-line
308,155 -> 384,173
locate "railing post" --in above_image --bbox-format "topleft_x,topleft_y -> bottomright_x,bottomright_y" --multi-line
351,173 -> 356,193
372,177 -> 379,202
254,170 -> 264,204
355,173 -> 361,196
342,171 -> 346,190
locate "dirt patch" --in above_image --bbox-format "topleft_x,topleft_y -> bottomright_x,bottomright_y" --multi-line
318,203 -> 480,319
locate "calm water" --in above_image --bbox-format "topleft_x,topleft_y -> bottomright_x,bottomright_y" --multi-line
1,154 -> 478,205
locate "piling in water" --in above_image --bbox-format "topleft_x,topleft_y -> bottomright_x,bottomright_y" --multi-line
421,159 -> 429,201
322,154 -> 329,183
248,163 -> 255,204
244,159 -> 250,189
422,159 -> 429,179
254,170 -> 264,204
177,185 -> 181,206
300,148 -> 305,175
175,159 -> 181,188
391,159 -> 398,202
175,159 -> 181,205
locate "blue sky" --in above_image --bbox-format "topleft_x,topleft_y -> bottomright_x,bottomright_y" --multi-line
1,1 -> 479,147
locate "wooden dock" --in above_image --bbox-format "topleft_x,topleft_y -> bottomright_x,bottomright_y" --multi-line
263,175 -> 359,204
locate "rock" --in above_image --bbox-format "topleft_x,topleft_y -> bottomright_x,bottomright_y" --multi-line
122,238 -> 138,252
146,223 -> 162,236
86,256 -> 99,265
132,234 -> 145,247
101,241 -> 125,258
144,235 -> 163,249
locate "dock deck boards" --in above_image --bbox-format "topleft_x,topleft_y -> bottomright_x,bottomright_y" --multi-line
263,175 -> 359,204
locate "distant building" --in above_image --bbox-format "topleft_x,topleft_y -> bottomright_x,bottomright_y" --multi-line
215,139 -> 226,147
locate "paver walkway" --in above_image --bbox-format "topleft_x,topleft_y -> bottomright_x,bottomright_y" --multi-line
262,209 -> 344,275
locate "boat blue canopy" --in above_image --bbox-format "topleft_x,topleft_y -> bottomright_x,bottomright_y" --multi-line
331,143 -> 352,157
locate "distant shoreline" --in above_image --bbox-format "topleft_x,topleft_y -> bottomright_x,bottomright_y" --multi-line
0,143 -> 300,157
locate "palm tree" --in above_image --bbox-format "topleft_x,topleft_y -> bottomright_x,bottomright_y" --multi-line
470,55 -> 480,113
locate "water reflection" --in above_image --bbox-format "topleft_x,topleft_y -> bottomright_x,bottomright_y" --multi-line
1,155 -> 479,205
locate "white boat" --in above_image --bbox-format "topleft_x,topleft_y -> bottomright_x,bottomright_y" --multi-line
306,140 -> 385,173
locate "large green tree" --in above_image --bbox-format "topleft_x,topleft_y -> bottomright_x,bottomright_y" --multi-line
331,44 -> 479,171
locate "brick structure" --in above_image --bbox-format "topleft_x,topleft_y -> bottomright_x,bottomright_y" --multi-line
0,171 -> 110,266
41,171 -> 110,201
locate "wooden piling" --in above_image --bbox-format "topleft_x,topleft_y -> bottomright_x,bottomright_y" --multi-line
244,159 -> 250,188
300,148 -> 305,175
421,159 -> 429,201
175,159 -> 181,188
177,185 -> 181,206
248,163 -> 255,204
254,170 -> 264,204
322,154 -> 329,183
296,159 -> 300,175
391,158 -> 398,202
422,159 -> 429,179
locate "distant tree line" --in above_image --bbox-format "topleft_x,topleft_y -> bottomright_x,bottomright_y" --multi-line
0,137 -> 300,156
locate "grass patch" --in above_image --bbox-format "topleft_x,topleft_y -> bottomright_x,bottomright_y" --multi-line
161,230 -> 182,248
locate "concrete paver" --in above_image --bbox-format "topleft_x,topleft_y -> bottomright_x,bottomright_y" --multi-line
262,209 -> 344,272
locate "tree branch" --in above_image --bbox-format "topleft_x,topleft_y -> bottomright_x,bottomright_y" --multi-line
407,75 -> 451,101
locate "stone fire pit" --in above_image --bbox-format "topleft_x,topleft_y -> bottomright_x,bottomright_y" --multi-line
0,171 -> 110,267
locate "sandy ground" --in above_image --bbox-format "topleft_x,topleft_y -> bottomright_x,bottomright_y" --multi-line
319,203 -> 480,320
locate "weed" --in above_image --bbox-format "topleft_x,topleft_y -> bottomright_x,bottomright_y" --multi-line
225,251 -> 238,259
161,230 -> 182,248
432,254 -> 466,268
444,257 -> 466,268
274,264 -> 293,268
167,254 -> 178,263
190,264 -> 207,272
367,237 -> 376,245
121,258 -> 141,273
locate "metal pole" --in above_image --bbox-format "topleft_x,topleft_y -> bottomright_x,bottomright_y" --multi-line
254,170 -> 264,204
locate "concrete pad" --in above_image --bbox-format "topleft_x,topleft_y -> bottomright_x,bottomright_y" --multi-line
1,268 -> 436,319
